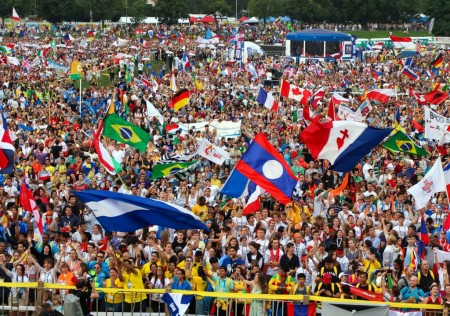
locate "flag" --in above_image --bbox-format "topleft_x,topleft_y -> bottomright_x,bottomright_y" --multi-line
247,63 -> 258,79
21,57 -> 32,73
192,74 -> 203,91
152,161 -> 198,179
72,190 -> 208,233
256,87 -> 279,112
331,92 -> 349,106
300,120 -> 392,173
401,57 -> 414,68
235,133 -> 298,204
12,7 -> 20,22
327,100 -> 335,121
389,310 -> 422,316
310,87 -> 325,109
64,33 -> 75,42
221,167 -> 252,198
138,76 -> 151,90
371,70 -> 382,81
0,54 -> 7,65
444,163 -> 450,203
402,67 -> 419,81
103,113 -> 150,153
408,87 -> 426,104
383,130 -> 427,156
286,22 -> 294,32
145,100 -> 164,125
355,99 -> 372,118
420,215 -> 429,246
366,89 -> 396,103
416,41 -> 422,54
197,138 -> 230,165
168,89 -> 190,111
161,293 -> 193,316
347,285 -> 384,301
165,122 -> 179,134
411,119 -> 424,133
280,80 -> 311,105
390,35 -> 414,49
424,90 -> 449,105
93,121 -> 122,175
431,53 -> 443,69
286,302 -> 316,316
19,183 -> 43,235
70,61 -> 83,80
407,157 -> 446,209
0,113 -> 15,174
243,184 -> 265,215
182,53 -> 190,69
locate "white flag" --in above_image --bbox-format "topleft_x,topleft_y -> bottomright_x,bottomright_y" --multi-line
407,156 -> 446,209
197,138 -> 230,165
424,106 -> 450,142
145,100 -> 164,125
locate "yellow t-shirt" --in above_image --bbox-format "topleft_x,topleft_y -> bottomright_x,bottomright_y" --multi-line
192,276 -> 209,300
362,257 -> 381,275
141,261 -> 163,276
104,278 -> 124,303
191,204 -> 208,221
121,269 -> 146,303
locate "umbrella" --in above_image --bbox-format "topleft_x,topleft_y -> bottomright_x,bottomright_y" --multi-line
189,16 -> 198,23
239,16 -> 248,22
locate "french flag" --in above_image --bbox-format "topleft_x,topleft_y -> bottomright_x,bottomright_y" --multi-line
300,120 -> 392,173
390,35 -> 414,49
0,113 -> 15,174
243,183 -> 265,215
310,87 -> 325,109
366,89 -> 396,103
402,67 -> 419,81
256,87 -> 279,112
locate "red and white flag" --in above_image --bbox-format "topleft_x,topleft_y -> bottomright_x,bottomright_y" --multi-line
12,7 -> 21,22
280,80 -> 311,105
408,87 -> 426,104
310,87 -> 325,109
331,92 -> 349,106
366,89 -> 396,103
19,183 -> 43,236
390,35 -> 414,49
93,121 -> 121,175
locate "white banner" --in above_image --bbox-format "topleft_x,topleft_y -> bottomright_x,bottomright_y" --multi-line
424,106 -> 450,141
337,104 -> 361,122
197,138 -> 230,165
177,120 -> 242,139
355,99 -> 372,118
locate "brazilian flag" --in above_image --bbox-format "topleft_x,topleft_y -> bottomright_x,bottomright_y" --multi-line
382,130 -> 428,156
152,161 -> 198,179
103,114 -> 150,153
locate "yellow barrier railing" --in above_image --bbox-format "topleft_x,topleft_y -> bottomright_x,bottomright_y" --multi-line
0,282 -> 443,310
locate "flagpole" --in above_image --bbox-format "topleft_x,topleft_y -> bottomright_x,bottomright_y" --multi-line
79,77 -> 82,116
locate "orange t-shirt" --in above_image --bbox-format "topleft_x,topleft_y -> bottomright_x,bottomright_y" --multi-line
57,272 -> 77,286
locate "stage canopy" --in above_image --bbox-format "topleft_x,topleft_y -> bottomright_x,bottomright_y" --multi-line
286,28 -> 352,42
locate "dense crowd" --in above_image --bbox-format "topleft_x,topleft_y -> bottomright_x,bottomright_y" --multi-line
0,21 -> 449,316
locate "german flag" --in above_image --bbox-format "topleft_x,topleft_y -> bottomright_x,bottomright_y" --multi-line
431,53 -> 443,68
168,89 -> 190,111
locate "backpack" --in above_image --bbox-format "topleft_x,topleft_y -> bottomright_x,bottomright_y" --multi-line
63,293 -> 83,316
320,266 -> 338,278
417,270 -> 435,284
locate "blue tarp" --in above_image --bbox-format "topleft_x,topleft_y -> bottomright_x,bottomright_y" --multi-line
286,28 -> 352,42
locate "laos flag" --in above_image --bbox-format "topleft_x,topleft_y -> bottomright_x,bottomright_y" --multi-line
235,133 -> 297,204
286,302 -> 316,316
300,120 -> 392,173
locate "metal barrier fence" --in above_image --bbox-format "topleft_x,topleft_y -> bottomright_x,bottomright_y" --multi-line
0,282 -> 446,316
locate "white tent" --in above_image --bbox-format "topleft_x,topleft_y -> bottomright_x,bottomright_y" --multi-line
142,17 -> 159,24
244,17 -> 260,24
227,41 -> 265,61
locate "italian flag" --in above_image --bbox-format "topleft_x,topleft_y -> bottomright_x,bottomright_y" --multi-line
93,121 -> 122,175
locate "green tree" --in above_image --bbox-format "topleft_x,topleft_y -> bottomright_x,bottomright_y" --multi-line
128,0 -> 153,26
425,0 -> 450,35
343,0 -> 382,23
154,0 -> 189,25
202,0 -> 232,27
248,0 -> 281,23
280,0 -> 320,23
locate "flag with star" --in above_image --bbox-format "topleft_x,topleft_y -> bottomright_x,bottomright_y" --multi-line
103,114 -> 150,152
152,160 -> 199,180
382,130 -> 428,156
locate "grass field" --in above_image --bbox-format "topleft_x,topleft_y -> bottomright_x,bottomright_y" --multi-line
348,30 -> 431,39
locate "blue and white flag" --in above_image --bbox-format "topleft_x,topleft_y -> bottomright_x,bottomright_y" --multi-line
161,293 -> 193,316
221,167 -> 250,198
72,190 -> 209,232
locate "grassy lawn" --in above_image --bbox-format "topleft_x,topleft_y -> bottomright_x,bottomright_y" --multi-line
349,30 -> 431,39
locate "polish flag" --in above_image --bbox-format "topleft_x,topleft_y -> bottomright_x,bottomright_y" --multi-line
390,35 -> 414,49
280,80 -> 311,105
366,89 -> 396,103
12,7 -> 21,22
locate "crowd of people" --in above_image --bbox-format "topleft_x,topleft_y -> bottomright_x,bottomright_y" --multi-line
0,20 -> 449,316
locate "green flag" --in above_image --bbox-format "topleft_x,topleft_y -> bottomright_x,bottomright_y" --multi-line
293,110 -> 298,123
125,65 -> 131,83
382,130 -> 428,156
152,160 -> 198,179
103,114 -> 150,152
286,22 -> 294,32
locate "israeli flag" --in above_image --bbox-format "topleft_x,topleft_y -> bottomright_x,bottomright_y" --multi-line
161,293 -> 193,316
73,190 -> 209,233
